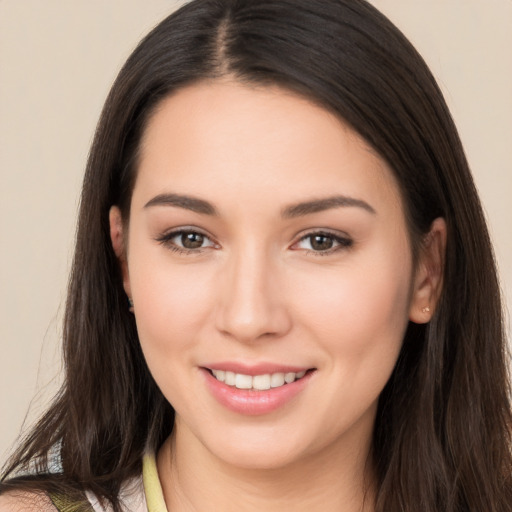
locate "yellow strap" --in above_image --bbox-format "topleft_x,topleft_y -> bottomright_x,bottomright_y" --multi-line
142,453 -> 168,512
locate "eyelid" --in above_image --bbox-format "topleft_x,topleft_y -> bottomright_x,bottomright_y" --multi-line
291,228 -> 353,254
155,226 -> 219,254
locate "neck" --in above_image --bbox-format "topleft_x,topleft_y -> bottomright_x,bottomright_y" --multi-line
157,420 -> 376,512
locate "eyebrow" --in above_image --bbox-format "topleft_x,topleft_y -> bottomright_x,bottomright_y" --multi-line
144,193 -> 218,215
282,195 -> 376,218
144,192 -> 376,218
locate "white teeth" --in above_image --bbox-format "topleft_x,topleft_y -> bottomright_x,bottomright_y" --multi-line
253,374 -> 271,390
284,372 -> 296,384
210,369 -> 308,390
211,369 -> 225,382
235,373 -> 253,389
270,372 -> 285,388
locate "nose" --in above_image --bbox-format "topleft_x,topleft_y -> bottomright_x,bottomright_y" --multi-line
215,245 -> 292,343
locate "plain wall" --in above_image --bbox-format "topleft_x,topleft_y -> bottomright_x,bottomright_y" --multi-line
1,0 -> 511,465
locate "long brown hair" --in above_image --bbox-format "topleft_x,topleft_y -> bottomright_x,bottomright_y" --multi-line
2,1 -> 511,510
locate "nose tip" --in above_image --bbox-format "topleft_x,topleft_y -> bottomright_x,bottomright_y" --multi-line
218,314 -> 277,343
215,257 -> 291,343
217,299 -> 290,342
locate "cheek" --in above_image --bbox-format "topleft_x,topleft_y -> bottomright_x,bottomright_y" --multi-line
127,245 -> 218,364
289,253 -> 412,437
294,251 -> 412,363
127,256 -> 219,410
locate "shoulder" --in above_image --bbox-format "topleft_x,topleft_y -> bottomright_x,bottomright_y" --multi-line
0,490 -> 56,511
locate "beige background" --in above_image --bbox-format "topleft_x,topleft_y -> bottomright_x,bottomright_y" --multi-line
1,1 -> 511,465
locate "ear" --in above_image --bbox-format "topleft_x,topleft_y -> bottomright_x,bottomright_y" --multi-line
409,217 -> 447,324
109,206 -> 132,299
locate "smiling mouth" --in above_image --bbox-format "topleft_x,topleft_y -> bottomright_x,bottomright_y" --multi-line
207,369 -> 313,391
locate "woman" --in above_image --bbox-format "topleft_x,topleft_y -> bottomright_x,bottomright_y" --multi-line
1,0 -> 510,511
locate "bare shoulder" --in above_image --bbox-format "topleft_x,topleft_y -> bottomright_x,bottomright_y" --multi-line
0,490 -> 56,511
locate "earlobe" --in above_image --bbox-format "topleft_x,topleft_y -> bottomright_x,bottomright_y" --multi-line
409,217 -> 447,324
109,206 -> 132,298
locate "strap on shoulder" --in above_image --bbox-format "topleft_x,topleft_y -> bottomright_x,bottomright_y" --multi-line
49,492 -> 95,512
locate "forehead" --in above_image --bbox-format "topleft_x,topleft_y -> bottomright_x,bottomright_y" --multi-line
134,80 -> 403,217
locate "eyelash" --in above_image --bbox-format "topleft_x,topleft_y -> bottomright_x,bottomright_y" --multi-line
155,229 -> 353,256
155,228 -> 217,255
292,230 -> 353,256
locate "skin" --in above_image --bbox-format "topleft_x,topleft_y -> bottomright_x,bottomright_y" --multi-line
109,80 -> 445,512
0,493 -> 55,512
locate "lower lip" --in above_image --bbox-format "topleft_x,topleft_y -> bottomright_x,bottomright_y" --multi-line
202,368 -> 314,415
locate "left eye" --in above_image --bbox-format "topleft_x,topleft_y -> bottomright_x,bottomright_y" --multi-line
158,230 -> 216,251
295,232 -> 352,252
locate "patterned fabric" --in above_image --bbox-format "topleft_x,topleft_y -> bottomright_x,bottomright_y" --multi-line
49,492 -> 94,512
49,453 -> 167,512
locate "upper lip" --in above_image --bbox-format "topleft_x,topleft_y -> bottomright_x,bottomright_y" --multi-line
203,362 -> 314,376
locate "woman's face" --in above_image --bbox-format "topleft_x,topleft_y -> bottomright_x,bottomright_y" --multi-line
111,81 -> 433,469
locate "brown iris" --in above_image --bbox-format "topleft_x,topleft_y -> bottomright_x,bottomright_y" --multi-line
309,234 -> 334,251
181,232 -> 205,249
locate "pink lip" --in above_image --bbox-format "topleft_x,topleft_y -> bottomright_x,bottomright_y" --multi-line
201,367 -> 315,416
204,361 -> 310,376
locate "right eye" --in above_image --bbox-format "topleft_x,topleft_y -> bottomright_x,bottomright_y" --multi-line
156,229 -> 216,253
292,230 -> 353,255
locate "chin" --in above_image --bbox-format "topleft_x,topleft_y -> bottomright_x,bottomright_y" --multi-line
197,422 -> 322,471
213,443 -> 306,471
